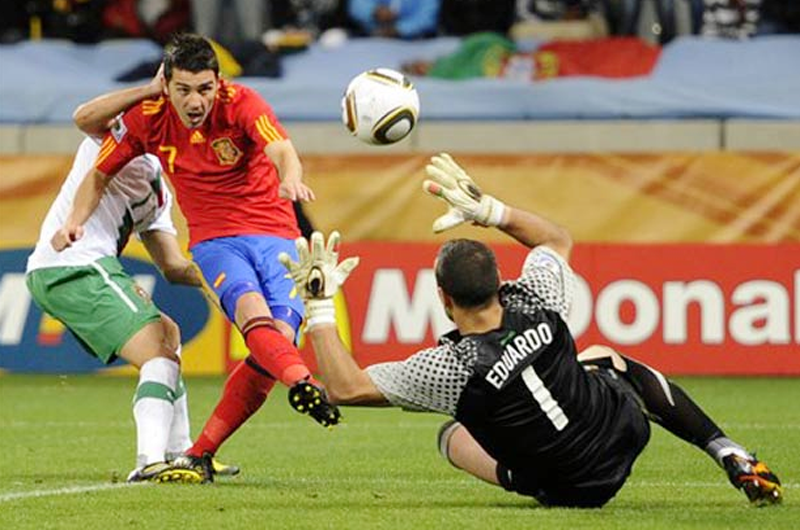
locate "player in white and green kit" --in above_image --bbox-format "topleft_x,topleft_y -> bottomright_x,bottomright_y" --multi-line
26,136 -> 204,483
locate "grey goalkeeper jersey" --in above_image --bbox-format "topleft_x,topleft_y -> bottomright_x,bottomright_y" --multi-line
365,246 -> 575,415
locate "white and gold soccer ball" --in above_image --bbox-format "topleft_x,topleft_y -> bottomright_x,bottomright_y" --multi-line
341,68 -> 420,145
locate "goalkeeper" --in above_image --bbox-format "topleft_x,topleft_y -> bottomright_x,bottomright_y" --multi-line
279,153 -> 783,507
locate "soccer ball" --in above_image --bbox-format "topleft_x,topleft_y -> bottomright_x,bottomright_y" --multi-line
341,68 -> 420,145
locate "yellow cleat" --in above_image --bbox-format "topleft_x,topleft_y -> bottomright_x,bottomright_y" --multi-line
127,462 -> 203,484
212,458 -> 240,477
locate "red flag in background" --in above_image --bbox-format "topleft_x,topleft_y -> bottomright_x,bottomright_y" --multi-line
503,37 -> 662,80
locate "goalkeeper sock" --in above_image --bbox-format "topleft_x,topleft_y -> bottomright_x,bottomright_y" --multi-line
165,376 -> 192,459
621,357 -> 725,448
242,317 -> 311,387
188,358 -> 275,457
133,357 -> 179,467
704,437 -> 751,467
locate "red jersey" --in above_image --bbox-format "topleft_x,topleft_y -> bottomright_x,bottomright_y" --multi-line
96,80 -> 300,248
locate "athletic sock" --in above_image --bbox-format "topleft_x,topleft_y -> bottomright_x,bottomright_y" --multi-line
188,358 -> 275,457
621,357 -> 725,448
619,357 -> 756,472
133,356 -> 179,467
165,376 -> 192,460
704,437 -> 751,466
242,318 -> 311,387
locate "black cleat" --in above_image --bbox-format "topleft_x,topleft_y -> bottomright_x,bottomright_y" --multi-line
723,453 -> 783,506
288,379 -> 341,428
169,454 -> 240,478
171,452 -> 215,483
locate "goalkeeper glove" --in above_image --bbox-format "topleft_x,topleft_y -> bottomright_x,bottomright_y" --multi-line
278,231 -> 359,329
423,153 -> 506,233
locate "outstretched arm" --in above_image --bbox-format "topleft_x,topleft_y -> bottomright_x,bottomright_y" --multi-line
305,324 -> 389,406
73,64 -> 163,137
497,206 -> 572,261
51,167 -> 112,251
279,231 -> 388,406
423,153 -> 572,260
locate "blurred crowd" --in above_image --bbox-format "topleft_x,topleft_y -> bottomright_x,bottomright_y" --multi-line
1,1 -> 798,47
1,1 -> 797,83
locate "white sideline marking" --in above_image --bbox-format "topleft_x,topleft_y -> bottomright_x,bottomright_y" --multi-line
0,482 -> 143,503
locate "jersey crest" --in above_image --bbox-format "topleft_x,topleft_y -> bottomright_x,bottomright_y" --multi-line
211,137 -> 242,165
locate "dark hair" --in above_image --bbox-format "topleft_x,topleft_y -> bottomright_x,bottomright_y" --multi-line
163,33 -> 219,81
435,239 -> 500,308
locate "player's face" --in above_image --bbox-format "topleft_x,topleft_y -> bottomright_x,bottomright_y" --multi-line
166,68 -> 219,128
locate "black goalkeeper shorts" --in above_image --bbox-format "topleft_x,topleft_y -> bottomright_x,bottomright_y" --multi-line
497,369 -> 651,508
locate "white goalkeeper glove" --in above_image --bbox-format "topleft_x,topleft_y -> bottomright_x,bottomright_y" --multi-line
278,231 -> 359,329
422,153 -> 506,233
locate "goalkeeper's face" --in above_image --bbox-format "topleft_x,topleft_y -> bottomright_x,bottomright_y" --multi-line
166,68 -> 219,129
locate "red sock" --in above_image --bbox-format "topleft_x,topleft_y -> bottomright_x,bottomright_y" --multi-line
189,359 -> 275,457
243,322 -> 311,387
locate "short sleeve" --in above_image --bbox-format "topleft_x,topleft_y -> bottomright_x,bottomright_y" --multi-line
365,344 -> 473,416
95,109 -> 146,176
499,246 -> 575,320
233,85 -> 288,150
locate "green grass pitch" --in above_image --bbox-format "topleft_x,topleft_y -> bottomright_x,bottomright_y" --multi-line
0,375 -> 796,529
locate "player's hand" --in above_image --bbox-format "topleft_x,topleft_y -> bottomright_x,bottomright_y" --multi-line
279,231 -> 359,301
50,224 -> 84,252
422,153 -> 506,233
148,63 -> 165,97
279,179 -> 315,202
278,231 -> 359,328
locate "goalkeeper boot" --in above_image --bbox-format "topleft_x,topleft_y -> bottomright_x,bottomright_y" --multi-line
288,378 -> 341,428
722,453 -> 783,506
212,457 -> 241,477
171,452 -> 215,484
126,461 -> 203,484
